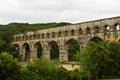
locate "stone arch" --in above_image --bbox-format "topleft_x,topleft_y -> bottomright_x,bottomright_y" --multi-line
89,37 -> 103,43
46,33 -> 50,38
48,41 -> 59,60
117,38 -> 120,41
41,33 -> 44,38
86,27 -> 91,34
34,42 -> 43,58
19,36 -> 21,41
13,44 -> 20,60
15,37 -> 18,41
65,39 -> 80,61
79,28 -> 83,34
14,44 -> 19,52
114,23 -> 120,31
104,25 -> 111,38
13,44 -> 20,54
58,31 -> 62,37
22,35 -> 25,40
22,43 -> 30,61
64,30 -> 68,36
29,35 -> 32,40
71,29 -> 75,35
37,34 -> 40,39
25,35 -> 28,40
94,26 -> 99,33
52,32 -> 55,37
118,39 -> 120,42
33,33 -> 36,39
104,25 -> 110,31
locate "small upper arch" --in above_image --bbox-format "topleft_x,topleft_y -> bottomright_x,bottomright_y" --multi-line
58,31 -> 62,37
78,28 -> 83,34
70,29 -> 75,35
104,25 -> 110,31
64,30 -> 68,36
94,26 -> 99,33
52,32 -> 55,37
114,23 -> 120,31
41,33 -> 44,38
46,33 -> 50,38
86,27 -> 91,34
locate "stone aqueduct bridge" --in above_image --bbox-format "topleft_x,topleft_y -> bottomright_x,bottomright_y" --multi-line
10,16 -> 120,62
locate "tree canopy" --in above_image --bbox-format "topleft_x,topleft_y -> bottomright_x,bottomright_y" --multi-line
0,52 -> 21,80
76,41 -> 120,79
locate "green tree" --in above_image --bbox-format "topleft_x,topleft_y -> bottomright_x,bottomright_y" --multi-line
76,41 -> 120,79
69,69 -> 90,80
0,38 -> 7,52
0,52 -> 21,80
21,58 -> 69,80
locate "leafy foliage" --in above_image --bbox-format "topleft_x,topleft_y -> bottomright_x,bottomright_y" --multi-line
21,58 -> 69,80
76,41 -> 120,79
69,69 -> 90,80
0,52 -> 21,80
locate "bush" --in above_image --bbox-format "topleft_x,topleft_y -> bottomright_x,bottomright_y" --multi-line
69,69 -> 90,80
21,58 -> 70,80
0,52 -> 21,80
76,41 -> 120,79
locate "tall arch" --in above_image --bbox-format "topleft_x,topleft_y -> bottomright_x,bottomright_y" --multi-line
13,44 -> 20,60
34,42 -> 43,58
14,44 -> 19,51
22,43 -> 30,61
65,39 -> 80,61
48,41 -> 59,60
89,37 -> 103,43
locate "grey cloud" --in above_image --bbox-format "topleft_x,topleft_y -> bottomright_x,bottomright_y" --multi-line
0,0 -> 120,24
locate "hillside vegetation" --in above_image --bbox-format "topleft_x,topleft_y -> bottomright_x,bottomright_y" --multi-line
0,22 -> 71,42
0,22 -> 71,57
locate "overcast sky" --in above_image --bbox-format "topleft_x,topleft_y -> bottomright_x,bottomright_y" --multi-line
0,0 -> 120,24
